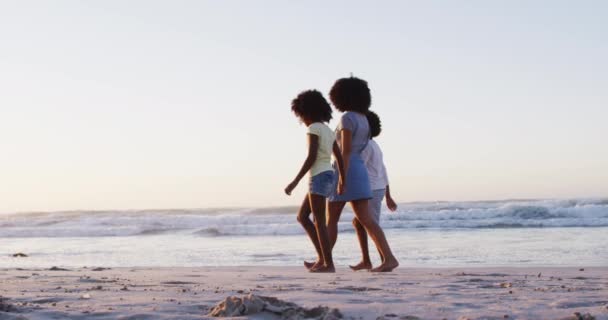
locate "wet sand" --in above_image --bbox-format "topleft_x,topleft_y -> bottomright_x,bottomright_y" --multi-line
1,266 -> 607,319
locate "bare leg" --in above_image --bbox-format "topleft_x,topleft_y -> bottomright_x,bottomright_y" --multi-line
327,201 -> 346,250
297,195 -> 323,268
377,244 -> 385,263
309,194 -> 335,273
349,218 -> 372,271
350,200 -> 399,272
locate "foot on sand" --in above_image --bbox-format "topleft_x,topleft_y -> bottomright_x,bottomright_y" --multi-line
371,259 -> 399,272
310,265 -> 335,273
303,260 -> 322,270
349,261 -> 372,271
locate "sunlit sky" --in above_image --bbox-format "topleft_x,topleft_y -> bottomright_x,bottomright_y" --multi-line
1,1 -> 607,213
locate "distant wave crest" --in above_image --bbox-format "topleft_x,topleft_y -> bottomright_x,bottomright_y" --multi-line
193,228 -> 222,237
1,199 -> 607,238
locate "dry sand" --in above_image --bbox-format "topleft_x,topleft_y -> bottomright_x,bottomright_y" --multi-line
1,266 -> 607,319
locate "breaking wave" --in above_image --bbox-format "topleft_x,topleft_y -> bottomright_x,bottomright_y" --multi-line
0,199 -> 606,238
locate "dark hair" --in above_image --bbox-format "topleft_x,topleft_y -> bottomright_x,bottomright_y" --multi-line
329,77 -> 371,112
366,111 -> 382,138
291,90 -> 332,123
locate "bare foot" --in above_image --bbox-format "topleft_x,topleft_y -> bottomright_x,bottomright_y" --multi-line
349,261 -> 372,271
304,260 -> 322,270
310,265 -> 335,273
370,258 -> 399,272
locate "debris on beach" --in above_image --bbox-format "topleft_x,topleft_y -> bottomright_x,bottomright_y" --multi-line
91,267 -> 111,271
48,266 -> 70,271
11,253 -> 28,258
559,312 -> 596,320
0,296 -> 17,312
377,316 -> 420,320
208,293 -> 342,319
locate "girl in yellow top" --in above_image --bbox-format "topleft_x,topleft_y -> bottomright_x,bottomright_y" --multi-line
285,90 -> 345,273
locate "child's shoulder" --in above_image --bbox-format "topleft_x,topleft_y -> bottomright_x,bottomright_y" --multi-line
344,111 -> 366,117
340,111 -> 358,119
337,111 -> 362,127
369,139 -> 383,151
309,121 -> 330,129
308,122 -> 332,133
340,111 -> 367,124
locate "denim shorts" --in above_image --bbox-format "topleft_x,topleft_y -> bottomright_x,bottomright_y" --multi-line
370,188 -> 386,223
309,170 -> 335,197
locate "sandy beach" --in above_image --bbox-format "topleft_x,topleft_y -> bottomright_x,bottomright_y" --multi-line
2,0 -> 607,319
1,266 -> 606,320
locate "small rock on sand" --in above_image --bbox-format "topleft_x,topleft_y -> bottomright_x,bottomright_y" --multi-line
208,294 -> 342,319
92,267 -> 111,271
1,296 -> 18,312
11,253 -> 28,258
48,266 -> 70,271
558,312 -> 596,320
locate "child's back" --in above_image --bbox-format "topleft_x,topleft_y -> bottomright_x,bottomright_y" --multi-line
361,139 -> 388,192
361,139 -> 389,222
307,122 -> 335,177
360,111 -> 397,224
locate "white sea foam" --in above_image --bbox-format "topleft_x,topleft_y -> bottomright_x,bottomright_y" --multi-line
0,199 -> 606,238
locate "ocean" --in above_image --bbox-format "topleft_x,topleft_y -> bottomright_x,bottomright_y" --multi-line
1,199 -> 607,268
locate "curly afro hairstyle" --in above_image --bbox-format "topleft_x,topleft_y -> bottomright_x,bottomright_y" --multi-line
329,76 -> 371,112
366,111 -> 382,138
291,90 -> 333,123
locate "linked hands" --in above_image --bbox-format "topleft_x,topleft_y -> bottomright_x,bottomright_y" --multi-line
337,175 -> 345,195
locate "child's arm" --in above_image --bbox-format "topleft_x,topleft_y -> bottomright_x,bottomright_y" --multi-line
284,134 -> 319,195
332,141 -> 345,194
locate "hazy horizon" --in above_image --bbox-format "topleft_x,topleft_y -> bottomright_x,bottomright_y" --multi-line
1,1 -> 607,213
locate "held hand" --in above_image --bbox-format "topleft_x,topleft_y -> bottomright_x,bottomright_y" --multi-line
386,196 -> 398,212
337,176 -> 345,195
284,181 -> 297,196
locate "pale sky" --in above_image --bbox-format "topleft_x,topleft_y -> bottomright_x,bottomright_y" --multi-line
1,1 -> 607,213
